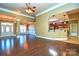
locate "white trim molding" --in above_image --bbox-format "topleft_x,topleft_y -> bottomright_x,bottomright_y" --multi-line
36,3 -> 67,16
0,8 -> 35,19
36,35 -> 67,41
0,3 -> 68,18
0,34 -> 16,37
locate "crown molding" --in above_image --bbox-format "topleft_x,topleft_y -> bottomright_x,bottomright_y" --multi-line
36,3 -> 67,17
0,8 -> 35,19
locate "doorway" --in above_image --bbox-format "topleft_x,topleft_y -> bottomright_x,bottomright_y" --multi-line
69,20 -> 78,37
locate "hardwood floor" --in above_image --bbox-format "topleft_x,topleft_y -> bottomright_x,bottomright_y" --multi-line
66,37 -> 79,44
0,34 -> 79,56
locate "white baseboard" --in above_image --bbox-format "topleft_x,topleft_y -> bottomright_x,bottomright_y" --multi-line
0,34 -> 16,37
36,35 -> 67,41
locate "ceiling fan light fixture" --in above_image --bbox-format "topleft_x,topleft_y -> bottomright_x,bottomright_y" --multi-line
26,9 -> 33,13
25,3 -> 36,14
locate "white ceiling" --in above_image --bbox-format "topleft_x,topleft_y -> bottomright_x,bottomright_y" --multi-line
0,3 -> 59,17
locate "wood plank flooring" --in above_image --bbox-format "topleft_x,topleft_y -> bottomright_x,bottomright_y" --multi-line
0,35 -> 79,56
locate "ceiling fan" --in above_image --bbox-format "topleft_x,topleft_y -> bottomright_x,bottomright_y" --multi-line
24,3 -> 36,14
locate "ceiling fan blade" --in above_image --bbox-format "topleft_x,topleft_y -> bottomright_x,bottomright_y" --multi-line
19,3 -> 36,14
33,6 -> 36,9
25,3 -> 30,7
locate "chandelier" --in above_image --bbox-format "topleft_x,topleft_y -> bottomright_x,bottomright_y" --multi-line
25,3 -> 36,14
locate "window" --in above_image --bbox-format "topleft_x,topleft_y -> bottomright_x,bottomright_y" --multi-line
28,25 -> 36,35
20,25 -> 26,34
1,22 -> 14,36
70,21 -> 78,36
11,26 -> 13,32
1,26 -> 4,32
6,26 -> 10,32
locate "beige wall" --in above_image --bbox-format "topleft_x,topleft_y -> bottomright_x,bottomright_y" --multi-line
36,13 -> 67,38
35,4 -> 79,39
